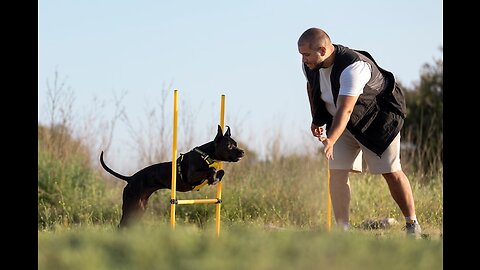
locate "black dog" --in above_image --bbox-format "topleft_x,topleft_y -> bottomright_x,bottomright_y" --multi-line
100,125 -> 245,227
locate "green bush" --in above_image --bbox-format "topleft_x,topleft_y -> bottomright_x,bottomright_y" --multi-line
38,124 -> 121,229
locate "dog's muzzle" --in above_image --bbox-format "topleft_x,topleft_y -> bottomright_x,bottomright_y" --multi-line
232,149 -> 245,161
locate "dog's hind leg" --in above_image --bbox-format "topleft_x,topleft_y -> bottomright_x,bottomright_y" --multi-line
118,186 -> 152,228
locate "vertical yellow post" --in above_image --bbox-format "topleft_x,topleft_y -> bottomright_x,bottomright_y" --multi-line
215,94 -> 225,237
170,89 -> 179,229
326,159 -> 332,231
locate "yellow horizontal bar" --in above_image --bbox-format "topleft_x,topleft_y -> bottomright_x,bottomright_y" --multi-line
176,199 -> 220,205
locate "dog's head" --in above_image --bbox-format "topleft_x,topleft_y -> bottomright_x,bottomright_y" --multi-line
213,125 -> 245,162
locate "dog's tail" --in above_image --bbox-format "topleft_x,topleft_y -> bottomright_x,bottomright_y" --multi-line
100,151 -> 131,182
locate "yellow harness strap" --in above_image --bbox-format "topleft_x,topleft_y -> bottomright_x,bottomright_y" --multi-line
192,161 -> 220,191
191,148 -> 220,191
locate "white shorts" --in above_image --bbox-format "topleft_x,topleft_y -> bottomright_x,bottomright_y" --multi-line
328,129 -> 402,174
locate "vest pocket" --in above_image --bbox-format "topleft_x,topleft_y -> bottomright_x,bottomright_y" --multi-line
350,101 -> 378,132
361,109 -> 399,142
360,107 -> 379,133
350,101 -> 399,142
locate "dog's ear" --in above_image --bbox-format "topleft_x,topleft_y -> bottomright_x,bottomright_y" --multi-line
214,125 -> 223,143
224,125 -> 231,137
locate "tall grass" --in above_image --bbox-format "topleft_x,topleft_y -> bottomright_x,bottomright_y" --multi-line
38,123 -> 443,235
38,124 -> 122,229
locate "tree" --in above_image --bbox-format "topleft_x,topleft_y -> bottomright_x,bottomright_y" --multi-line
402,48 -> 443,177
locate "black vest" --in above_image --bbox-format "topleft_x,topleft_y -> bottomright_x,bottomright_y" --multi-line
304,44 -> 407,157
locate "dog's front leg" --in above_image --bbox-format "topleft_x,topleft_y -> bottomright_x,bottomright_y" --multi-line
208,168 -> 225,185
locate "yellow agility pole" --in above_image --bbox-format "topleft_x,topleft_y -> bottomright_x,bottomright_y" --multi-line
177,199 -> 219,205
326,159 -> 332,231
215,94 -> 225,237
170,89 -> 179,229
169,91 -> 225,235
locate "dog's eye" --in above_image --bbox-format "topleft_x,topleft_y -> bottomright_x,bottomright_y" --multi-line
228,144 -> 233,149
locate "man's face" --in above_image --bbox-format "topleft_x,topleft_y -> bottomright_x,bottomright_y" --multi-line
298,43 -> 325,70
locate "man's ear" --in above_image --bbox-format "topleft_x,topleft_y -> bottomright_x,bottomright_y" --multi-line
224,125 -> 231,137
214,125 -> 223,143
319,46 -> 326,56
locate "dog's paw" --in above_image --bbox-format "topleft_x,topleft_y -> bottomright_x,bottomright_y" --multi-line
208,170 -> 225,185
216,169 -> 225,180
208,177 -> 219,185
209,179 -> 219,185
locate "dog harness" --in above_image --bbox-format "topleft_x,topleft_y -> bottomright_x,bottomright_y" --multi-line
176,148 -> 220,191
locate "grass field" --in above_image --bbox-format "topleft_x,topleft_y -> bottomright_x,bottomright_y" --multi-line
38,146 -> 443,269
38,222 -> 442,270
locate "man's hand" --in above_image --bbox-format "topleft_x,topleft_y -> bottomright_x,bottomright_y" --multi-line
311,124 -> 334,160
320,137 -> 334,160
311,123 -> 322,138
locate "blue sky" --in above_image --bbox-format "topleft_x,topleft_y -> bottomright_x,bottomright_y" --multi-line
38,0 -> 442,171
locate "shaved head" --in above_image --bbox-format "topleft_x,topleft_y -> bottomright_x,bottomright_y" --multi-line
298,27 -> 331,51
298,27 -> 335,69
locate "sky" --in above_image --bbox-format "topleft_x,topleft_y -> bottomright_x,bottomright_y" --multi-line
38,0 -> 443,172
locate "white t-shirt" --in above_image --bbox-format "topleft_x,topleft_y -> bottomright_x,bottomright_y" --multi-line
302,61 -> 372,116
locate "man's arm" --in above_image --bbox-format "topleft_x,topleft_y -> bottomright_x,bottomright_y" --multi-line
321,95 -> 359,159
307,82 -> 323,138
306,82 -> 315,116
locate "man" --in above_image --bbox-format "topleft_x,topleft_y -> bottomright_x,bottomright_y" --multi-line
297,27 -> 421,236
